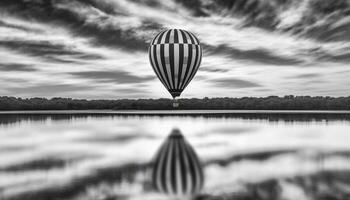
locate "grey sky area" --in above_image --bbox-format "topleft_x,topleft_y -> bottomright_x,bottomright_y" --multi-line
0,0 -> 349,99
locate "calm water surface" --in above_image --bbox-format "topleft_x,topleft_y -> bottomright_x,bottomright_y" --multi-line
0,112 -> 350,200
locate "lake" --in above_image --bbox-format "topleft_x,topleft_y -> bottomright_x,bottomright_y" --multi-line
0,111 -> 350,200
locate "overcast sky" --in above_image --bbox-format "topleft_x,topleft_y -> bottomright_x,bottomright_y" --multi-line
0,0 -> 350,99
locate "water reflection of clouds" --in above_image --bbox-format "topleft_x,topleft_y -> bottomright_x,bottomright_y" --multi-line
1,115 -> 350,199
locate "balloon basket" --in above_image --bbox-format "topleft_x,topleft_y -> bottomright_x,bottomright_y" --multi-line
172,99 -> 179,108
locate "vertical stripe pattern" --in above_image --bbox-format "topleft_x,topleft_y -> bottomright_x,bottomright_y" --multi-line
151,129 -> 204,196
149,29 -> 202,98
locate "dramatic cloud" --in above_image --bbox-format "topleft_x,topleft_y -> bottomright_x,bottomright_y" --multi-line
0,0 -> 350,98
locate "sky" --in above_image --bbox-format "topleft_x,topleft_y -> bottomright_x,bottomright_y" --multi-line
0,0 -> 350,99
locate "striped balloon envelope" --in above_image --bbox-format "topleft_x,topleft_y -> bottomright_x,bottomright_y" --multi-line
148,29 -> 202,99
151,129 -> 204,197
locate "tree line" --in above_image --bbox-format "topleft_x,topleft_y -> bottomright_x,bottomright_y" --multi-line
0,95 -> 350,110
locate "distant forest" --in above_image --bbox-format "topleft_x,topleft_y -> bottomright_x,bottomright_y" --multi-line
1,96 -> 350,110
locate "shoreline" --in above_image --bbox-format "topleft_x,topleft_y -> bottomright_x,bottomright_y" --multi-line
1,110 -> 350,115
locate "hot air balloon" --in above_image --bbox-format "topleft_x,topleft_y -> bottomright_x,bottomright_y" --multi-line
151,128 -> 204,197
148,29 -> 202,107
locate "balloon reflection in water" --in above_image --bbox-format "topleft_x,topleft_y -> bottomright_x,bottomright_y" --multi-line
151,128 -> 204,197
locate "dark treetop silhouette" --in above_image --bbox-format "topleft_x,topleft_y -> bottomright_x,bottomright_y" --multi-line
1,96 -> 350,110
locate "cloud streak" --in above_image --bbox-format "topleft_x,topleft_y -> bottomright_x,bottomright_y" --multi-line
7,84 -> 94,95
0,63 -> 37,72
212,78 -> 261,89
70,70 -> 155,84
204,44 -> 302,66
